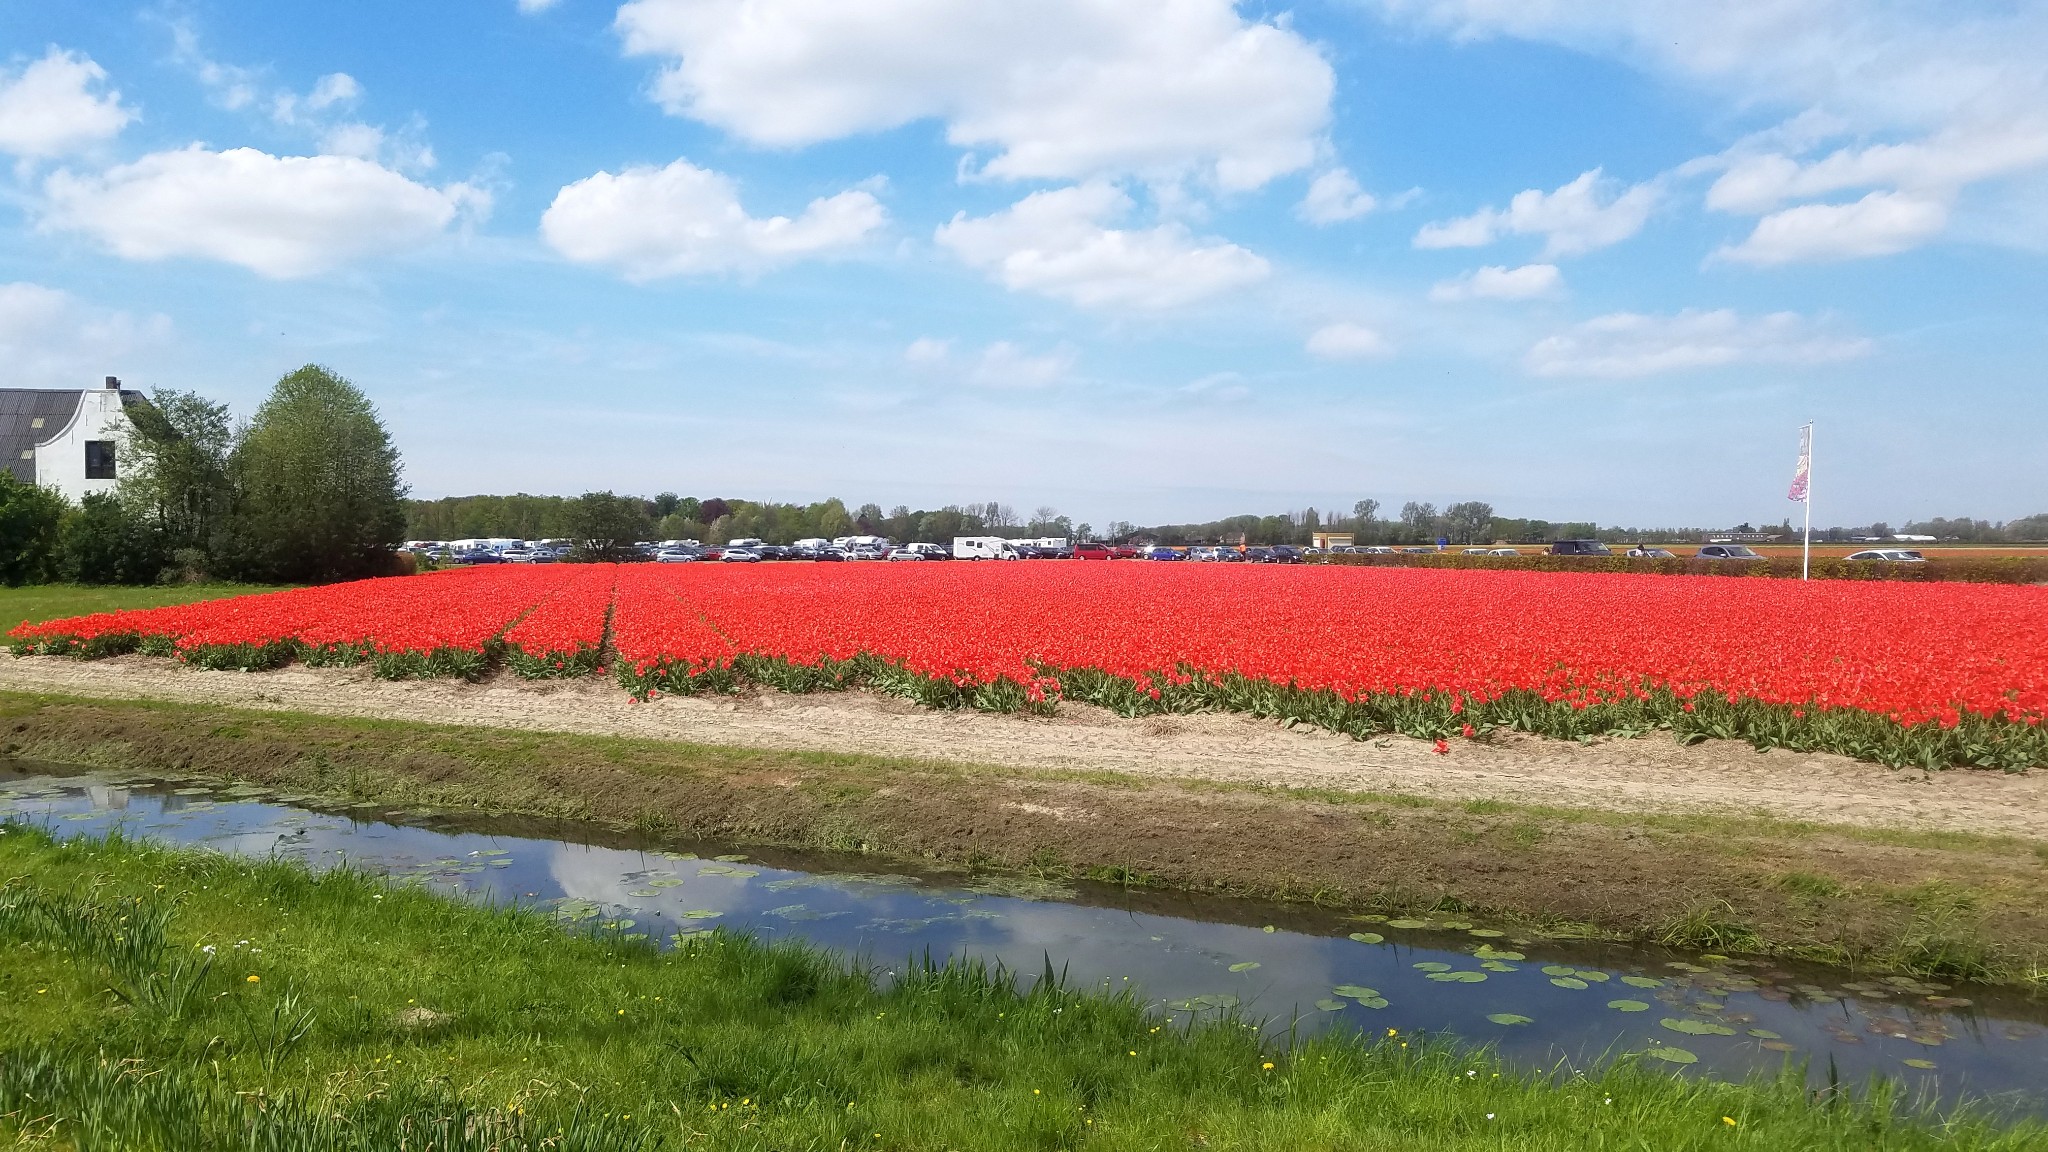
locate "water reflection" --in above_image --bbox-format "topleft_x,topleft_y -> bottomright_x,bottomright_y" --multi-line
2,764 -> 2042,1111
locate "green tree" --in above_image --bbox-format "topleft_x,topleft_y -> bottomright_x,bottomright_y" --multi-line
1443,501 -> 1495,544
119,388 -> 234,560
221,365 -> 407,583
566,491 -> 652,561
0,472 -> 67,586
59,492 -> 166,585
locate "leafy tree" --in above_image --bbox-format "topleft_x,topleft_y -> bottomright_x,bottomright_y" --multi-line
1398,501 -> 1439,543
1443,501 -> 1495,544
651,492 -> 681,518
0,472 -> 67,586
696,498 -> 730,524
221,365 -> 407,583
1352,498 -> 1380,525
119,388 -> 233,559
59,493 -> 165,585
566,491 -> 652,561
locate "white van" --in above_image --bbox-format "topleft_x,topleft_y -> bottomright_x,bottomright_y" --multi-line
954,536 -> 1024,560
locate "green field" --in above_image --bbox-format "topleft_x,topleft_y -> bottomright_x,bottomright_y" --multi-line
0,826 -> 2034,1151
0,583 -> 280,637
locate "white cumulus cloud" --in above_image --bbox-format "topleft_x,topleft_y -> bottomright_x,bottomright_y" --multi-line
1428,263 -> 1563,302
0,48 -> 135,159
935,182 -> 1269,310
0,282 -> 171,387
519,0 -> 563,11
1714,191 -> 1949,266
902,336 -> 1076,388
612,0 -> 1331,190
1415,168 -> 1658,258
1305,322 -> 1392,360
1363,1 -> 2048,259
542,159 -> 885,281
1298,169 -> 1378,224
1524,309 -> 1871,378
41,147 -> 487,279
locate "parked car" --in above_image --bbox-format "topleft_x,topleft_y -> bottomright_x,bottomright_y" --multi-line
1399,546 -> 1437,554
1847,549 -> 1928,562
452,550 -> 505,565
1266,545 -> 1303,564
1487,548 -> 1520,557
1242,546 -> 1274,562
848,545 -> 889,560
1214,548 -> 1246,562
1358,546 -> 1396,555
1548,539 -> 1612,556
1146,547 -> 1185,560
1073,542 -> 1113,560
1109,545 -> 1141,559
1626,547 -> 1677,558
653,548 -> 699,563
752,545 -> 791,560
720,548 -> 762,563
896,542 -> 950,560
1696,544 -> 1764,561
808,546 -> 847,562
1462,547 -> 1491,556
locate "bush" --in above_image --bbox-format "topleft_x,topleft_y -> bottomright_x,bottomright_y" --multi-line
0,472 -> 66,586
57,492 -> 167,585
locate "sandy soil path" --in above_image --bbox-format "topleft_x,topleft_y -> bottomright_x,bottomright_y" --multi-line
1,655 -> 2041,840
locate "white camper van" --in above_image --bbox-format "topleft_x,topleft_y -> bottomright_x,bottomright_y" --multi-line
953,536 -> 1024,560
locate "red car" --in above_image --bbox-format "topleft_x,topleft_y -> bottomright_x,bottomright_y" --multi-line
1073,542 -> 1113,560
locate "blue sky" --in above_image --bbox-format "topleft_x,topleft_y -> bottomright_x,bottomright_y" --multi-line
1,0 -> 2043,528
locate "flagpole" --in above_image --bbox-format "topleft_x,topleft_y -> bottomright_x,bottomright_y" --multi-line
1802,421 -> 1813,582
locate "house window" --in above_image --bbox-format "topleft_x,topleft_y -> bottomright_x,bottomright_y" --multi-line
85,440 -> 117,480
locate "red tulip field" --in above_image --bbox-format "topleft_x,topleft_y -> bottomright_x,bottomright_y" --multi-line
11,563 -> 2045,770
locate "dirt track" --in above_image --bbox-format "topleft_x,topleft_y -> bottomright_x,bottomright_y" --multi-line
1,655 -> 2041,841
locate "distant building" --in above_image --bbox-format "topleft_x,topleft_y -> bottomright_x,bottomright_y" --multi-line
1310,531 -> 1354,550
1890,534 -> 1937,543
0,377 -> 146,503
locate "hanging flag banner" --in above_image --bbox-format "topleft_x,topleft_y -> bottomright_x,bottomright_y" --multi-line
1787,424 -> 1812,503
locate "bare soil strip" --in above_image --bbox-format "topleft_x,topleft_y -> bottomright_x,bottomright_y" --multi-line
0,655 -> 2040,840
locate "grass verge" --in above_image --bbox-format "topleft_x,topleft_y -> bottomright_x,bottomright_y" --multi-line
0,825 -> 2038,1150
0,583 -> 281,638
0,690 -> 2044,990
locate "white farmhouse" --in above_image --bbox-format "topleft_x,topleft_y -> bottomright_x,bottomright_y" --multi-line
0,377 -> 145,504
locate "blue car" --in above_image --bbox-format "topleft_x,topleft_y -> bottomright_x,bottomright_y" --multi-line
1146,547 -> 1185,561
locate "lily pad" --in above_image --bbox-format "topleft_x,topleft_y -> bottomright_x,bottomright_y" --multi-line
1314,998 -> 1347,1012
1620,976 -> 1664,989
712,854 -> 749,862
1262,925 -> 1277,933
627,889 -> 660,898
1467,928 -> 1506,938
1427,971 -> 1487,983
1348,932 -> 1385,945
1438,921 -> 1474,930
1541,965 -> 1578,977
1608,999 -> 1651,1012
1413,961 -> 1454,972
1228,962 -> 1261,973
1747,1028 -> 1782,1040
1550,977 -> 1589,990
1473,946 -> 1526,961
1642,1047 -> 1699,1065
650,877 -> 685,888
1480,960 -> 1520,973
1487,1013 -> 1533,1026
1385,919 -> 1429,929
1576,970 -> 1611,982
1759,1040 -> 1797,1053
1902,1058 -> 1937,1070
680,909 -> 722,919
1357,997 -> 1390,1009
1661,1018 -> 1737,1036
1332,985 -> 1380,999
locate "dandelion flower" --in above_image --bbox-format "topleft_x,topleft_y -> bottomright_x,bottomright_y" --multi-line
1262,1062 -> 1274,1070
1723,1117 -> 1737,1127
246,975 -> 260,983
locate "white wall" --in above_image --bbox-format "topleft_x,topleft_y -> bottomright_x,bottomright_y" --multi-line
34,389 -> 130,504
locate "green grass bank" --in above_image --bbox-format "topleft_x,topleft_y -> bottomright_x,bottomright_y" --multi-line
2,691 -> 2045,992
1,825 -> 2039,1151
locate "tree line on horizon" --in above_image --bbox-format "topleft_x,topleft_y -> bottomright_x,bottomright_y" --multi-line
406,492 -> 2048,550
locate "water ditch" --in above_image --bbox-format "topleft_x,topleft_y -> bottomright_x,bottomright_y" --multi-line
4,761 -> 2044,1113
